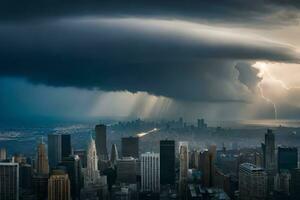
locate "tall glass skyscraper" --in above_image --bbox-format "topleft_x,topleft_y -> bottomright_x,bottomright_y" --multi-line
264,129 -> 276,170
278,147 -> 298,173
61,134 -> 72,160
160,140 -> 175,185
48,134 -> 62,169
95,124 -> 108,160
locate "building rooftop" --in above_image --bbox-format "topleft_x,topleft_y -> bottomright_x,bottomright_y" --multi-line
240,163 -> 264,171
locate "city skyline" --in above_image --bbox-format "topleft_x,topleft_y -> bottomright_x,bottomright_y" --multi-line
0,123 -> 299,200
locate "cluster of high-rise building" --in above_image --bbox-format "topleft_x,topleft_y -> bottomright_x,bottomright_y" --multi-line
0,125 -> 299,200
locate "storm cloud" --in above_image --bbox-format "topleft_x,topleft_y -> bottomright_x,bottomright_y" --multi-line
1,0 -> 300,25
0,18 -> 299,102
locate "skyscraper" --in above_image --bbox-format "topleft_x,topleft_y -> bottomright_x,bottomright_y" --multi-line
48,169 -> 71,200
239,163 -> 267,200
83,137 -> 101,186
179,141 -> 188,199
264,129 -> 276,170
262,129 -> 276,195
160,140 -> 175,185
48,134 -> 62,168
110,144 -> 119,166
121,136 -> 139,158
95,124 -> 108,160
0,163 -> 19,200
141,152 -> 160,192
201,145 -> 216,187
61,134 -> 72,160
60,155 -> 82,199
36,141 -> 49,175
278,147 -> 298,172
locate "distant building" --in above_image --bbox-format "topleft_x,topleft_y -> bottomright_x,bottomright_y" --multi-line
110,144 -> 119,166
36,141 -> 49,175
141,152 -> 160,192
278,147 -> 298,172
0,162 -> 19,200
61,134 -> 72,160
0,148 -> 6,160
290,168 -> 300,200
197,118 -> 207,129
117,157 -> 137,184
179,141 -> 189,199
239,163 -> 267,200
48,134 -> 62,168
122,137 -> 139,158
160,140 -> 175,186
12,154 -> 26,164
48,169 -> 71,200
95,124 -> 108,160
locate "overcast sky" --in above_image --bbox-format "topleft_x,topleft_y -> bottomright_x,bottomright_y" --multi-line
0,0 -> 300,122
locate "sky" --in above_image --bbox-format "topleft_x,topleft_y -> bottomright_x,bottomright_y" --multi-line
0,0 -> 300,122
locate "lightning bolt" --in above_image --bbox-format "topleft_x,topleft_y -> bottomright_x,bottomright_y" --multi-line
257,81 -> 278,119
254,62 -> 300,120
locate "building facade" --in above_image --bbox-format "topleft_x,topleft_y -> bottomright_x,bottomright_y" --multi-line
0,163 -> 19,200
239,163 -> 267,200
141,152 -> 160,192
121,137 -> 139,159
278,147 -> 298,172
160,140 -> 175,185
117,157 -> 137,184
61,134 -> 72,160
179,142 -> 189,199
48,134 -> 62,169
36,141 -> 49,175
95,124 -> 108,160
48,170 -> 71,200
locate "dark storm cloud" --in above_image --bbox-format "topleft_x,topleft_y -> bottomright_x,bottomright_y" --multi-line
0,19 -> 299,102
235,62 -> 262,92
0,0 -> 300,24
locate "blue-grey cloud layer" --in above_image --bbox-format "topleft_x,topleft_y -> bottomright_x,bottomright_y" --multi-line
1,0 -> 300,24
0,19 -> 299,102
